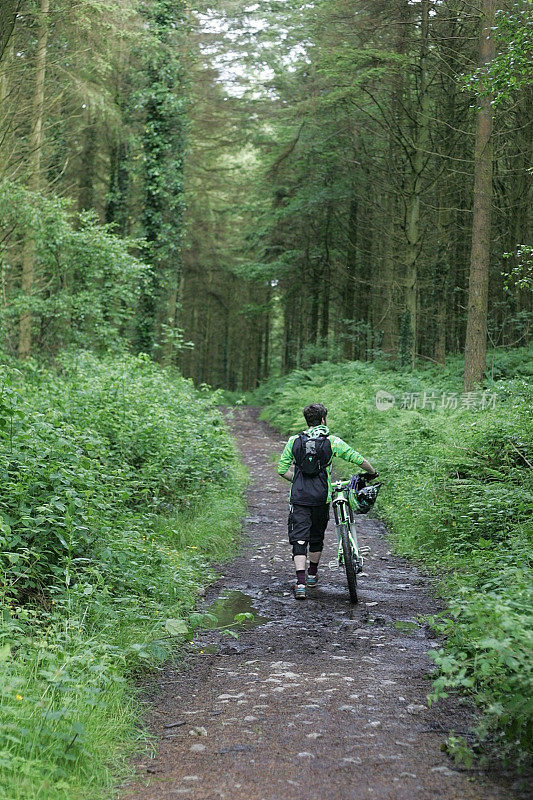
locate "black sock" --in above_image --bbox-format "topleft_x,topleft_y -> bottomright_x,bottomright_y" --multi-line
296,570 -> 306,585
308,561 -> 318,576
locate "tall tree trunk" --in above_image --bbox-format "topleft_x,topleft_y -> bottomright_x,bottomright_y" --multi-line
0,28 -> 13,107
320,266 -> 330,347
320,207 -> 331,347
136,1 -> 186,358
263,285 -> 271,379
282,289 -> 296,373
380,0 -> 409,358
343,194 -> 357,359
306,231 -> 319,350
511,89 -> 532,322
309,286 -> 319,349
434,203 -> 450,365
255,314 -> 262,389
0,1 -> 20,62
463,0 -> 495,391
379,189 -> 396,356
433,6 -> 460,365
360,199 -> 373,361
0,35 -> 14,179
18,0 -> 49,359
404,0 -> 430,370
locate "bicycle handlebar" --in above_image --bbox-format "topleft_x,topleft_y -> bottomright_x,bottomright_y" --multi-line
331,471 -> 379,490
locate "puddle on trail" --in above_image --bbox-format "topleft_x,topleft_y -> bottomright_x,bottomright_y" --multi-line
205,590 -> 270,630
393,619 -> 420,633
195,643 -> 219,654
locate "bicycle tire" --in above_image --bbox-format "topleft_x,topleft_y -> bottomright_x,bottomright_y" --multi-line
341,524 -> 358,604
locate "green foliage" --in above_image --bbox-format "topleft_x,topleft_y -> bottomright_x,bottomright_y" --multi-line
255,346 -> 533,762
135,0 -> 188,354
0,353 -> 245,799
0,181 -> 149,355
503,244 -> 533,292
463,4 -> 533,105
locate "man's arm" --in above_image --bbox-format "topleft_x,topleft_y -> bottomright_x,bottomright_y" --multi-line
360,458 -> 377,475
277,435 -> 296,482
332,436 -> 377,475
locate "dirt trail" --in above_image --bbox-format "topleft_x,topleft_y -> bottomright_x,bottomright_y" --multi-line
123,407 -> 515,800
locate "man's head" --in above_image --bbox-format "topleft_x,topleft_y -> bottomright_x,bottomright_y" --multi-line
303,403 -> 328,427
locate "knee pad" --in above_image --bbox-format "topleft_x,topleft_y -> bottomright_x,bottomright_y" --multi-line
292,539 -> 308,557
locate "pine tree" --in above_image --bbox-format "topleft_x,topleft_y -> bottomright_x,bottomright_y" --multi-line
464,0 -> 496,390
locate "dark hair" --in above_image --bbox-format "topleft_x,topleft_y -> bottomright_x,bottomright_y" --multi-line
303,403 -> 327,426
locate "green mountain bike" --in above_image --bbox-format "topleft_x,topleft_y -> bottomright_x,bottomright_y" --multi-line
331,473 -> 379,603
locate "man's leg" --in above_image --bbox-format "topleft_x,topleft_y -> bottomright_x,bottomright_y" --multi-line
307,504 -> 330,584
308,551 -> 321,573
294,554 -> 307,584
288,504 -> 312,592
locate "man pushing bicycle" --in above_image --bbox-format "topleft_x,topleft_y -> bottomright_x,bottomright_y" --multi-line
277,403 -> 377,599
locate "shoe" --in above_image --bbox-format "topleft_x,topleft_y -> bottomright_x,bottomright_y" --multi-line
306,574 -> 318,587
294,583 -> 306,600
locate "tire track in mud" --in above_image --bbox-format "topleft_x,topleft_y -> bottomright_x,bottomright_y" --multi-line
123,406 -> 517,800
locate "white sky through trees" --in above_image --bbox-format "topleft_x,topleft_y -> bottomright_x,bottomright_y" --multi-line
195,1 -> 310,97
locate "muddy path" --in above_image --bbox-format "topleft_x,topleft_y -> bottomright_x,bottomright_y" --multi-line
123,406 -> 516,800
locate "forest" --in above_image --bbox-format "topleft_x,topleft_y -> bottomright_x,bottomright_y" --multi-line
0,2 -> 531,799
0,0 -> 530,386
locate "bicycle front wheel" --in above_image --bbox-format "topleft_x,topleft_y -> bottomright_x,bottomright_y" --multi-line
341,524 -> 358,604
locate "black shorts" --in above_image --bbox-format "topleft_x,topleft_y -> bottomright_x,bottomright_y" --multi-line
288,503 -> 330,552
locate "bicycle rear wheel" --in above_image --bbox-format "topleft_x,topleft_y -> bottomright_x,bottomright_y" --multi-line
341,524 -> 358,604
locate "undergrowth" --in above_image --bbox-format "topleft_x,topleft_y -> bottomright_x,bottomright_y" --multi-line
0,352 -> 246,800
254,346 -> 532,767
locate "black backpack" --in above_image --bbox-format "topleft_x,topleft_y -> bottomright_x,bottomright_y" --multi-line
294,433 -> 331,478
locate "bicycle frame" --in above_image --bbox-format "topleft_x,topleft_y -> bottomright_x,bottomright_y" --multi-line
331,481 -> 362,567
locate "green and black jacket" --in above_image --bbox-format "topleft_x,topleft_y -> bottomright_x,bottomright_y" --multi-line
277,424 -> 364,506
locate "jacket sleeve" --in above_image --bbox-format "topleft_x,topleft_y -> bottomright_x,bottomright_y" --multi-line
277,435 -> 297,475
331,436 -> 365,466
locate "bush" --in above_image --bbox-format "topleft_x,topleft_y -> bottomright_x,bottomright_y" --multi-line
0,353 -> 245,799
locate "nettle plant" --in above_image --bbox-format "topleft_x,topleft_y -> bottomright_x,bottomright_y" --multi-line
0,352 -> 246,797
0,353 -> 237,598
